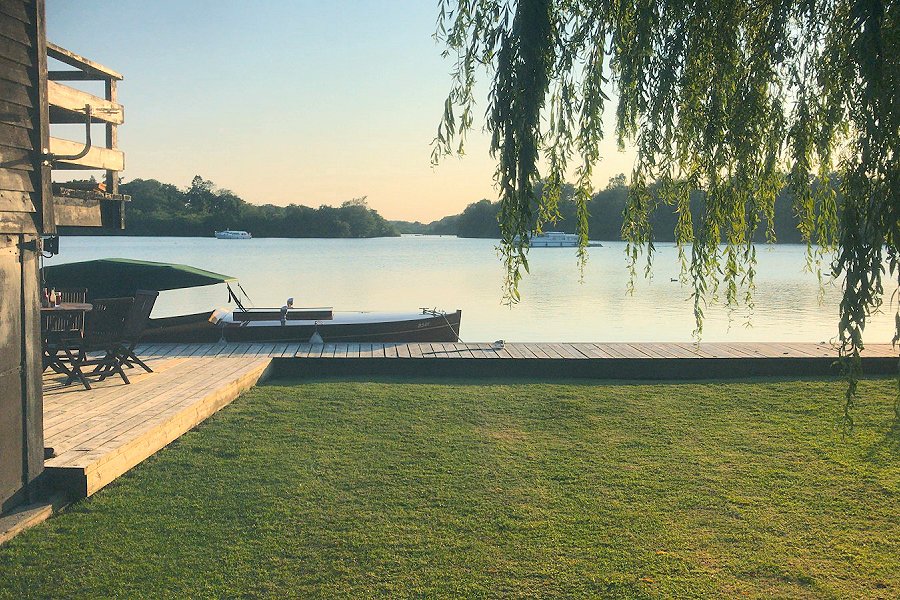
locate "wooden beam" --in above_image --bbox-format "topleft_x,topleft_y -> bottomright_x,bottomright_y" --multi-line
51,195 -> 102,227
48,70 -> 106,81
46,42 -> 122,81
47,81 -> 123,124
49,136 -> 124,171
0,210 -> 37,233
0,190 -> 36,213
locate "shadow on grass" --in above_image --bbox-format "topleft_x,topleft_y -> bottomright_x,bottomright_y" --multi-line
261,373 -> 880,388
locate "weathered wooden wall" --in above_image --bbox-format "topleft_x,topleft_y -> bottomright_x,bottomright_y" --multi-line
0,0 -> 48,514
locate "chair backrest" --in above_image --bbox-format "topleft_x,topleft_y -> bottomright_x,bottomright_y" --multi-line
122,289 -> 159,339
84,297 -> 133,346
42,288 -> 88,336
57,288 -> 87,303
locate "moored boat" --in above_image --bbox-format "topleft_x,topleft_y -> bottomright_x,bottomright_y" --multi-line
142,307 -> 462,343
530,231 -> 579,247
214,230 -> 252,239
516,231 -> 603,248
42,258 -> 462,344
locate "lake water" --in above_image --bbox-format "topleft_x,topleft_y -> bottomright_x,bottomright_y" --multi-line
44,236 -> 897,344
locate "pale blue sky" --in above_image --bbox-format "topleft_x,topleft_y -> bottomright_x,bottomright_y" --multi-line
47,1 -> 634,221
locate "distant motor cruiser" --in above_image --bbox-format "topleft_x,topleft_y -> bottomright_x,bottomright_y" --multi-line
214,230 -> 252,239
519,231 -> 603,248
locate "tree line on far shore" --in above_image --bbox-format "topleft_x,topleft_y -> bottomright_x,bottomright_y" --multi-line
60,176 -> 399,238
60,174 -> 833,243
392,175 -> 837,243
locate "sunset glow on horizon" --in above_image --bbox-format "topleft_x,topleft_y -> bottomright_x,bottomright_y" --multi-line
48,1 -> 635,222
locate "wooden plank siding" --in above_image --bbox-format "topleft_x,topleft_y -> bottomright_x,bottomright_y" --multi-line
0,0 -> 47,516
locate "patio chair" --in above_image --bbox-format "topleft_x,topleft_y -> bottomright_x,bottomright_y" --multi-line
64,297 -> 134,389
41,288 -> 87,374
116,289 -> 159,372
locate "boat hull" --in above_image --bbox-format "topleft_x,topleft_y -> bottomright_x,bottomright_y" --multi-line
142,310 -> 462,344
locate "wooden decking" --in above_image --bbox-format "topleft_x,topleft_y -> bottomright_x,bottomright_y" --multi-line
41,341 -> 897,500
43,352 -> 272,498
131,340 -> 898,361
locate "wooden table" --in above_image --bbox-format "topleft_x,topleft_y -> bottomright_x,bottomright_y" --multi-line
41,303 -> 92,388
41,302 -> 93,314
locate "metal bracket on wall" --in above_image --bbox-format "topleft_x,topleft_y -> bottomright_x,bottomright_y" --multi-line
18,237 -> 40,252
42,104 -> 92,165
41,235 -> 59,255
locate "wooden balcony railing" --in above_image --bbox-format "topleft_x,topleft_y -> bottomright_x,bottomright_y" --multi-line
46,42 -> 128,228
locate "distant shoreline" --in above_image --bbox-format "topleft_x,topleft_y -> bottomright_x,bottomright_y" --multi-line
54,231 -> 818,245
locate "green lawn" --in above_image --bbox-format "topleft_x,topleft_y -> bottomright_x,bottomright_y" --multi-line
1,378 -> 898,598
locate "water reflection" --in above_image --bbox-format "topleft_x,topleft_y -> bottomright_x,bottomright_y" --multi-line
45,236 -> 896,343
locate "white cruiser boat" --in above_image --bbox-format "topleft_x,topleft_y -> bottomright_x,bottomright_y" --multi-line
516,231 -> 603,248
214,230 -> 252,239
528,231 -> 579,247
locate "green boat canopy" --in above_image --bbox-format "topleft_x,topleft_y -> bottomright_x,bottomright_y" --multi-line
42,258 -> 237,299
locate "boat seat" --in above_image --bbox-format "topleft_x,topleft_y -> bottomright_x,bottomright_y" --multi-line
231,309 -> 333,322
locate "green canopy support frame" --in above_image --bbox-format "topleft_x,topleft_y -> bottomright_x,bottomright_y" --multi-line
42,258 -> 237,300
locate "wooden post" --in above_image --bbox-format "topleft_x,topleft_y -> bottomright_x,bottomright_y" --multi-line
35,0 -> 54,235
104,78 -> 124,229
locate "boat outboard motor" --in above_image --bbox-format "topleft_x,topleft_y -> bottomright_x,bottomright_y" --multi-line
309,322 -> 323,344
280,297 -> 294,326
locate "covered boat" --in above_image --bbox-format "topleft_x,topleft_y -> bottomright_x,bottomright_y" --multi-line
42,258 -> 462,343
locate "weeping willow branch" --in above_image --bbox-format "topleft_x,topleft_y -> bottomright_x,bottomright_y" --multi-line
434,0 -> 900,425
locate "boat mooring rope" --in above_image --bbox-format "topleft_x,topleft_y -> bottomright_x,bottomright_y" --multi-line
421,308 -> 465,345
420,309 -> 503,355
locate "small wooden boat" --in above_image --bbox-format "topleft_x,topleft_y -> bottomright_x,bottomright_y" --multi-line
42,258 -> 462,344
142,308 -> 462,343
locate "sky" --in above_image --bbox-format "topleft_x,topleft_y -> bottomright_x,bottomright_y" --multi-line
47,1 -> 635,222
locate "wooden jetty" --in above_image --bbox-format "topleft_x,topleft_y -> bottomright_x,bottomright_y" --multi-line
39,341 -> 897,503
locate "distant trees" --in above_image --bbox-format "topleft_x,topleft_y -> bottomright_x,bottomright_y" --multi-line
59,177 -> 399,238
396,175 -> 836,243
456,199 -> 501,238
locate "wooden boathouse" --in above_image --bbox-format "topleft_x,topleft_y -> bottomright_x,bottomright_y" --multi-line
0,0 -> 127,519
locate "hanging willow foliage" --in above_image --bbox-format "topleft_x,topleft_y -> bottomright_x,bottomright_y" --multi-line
433,0 -> 899,427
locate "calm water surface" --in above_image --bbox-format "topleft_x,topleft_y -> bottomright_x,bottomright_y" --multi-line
45,236 -> 896,343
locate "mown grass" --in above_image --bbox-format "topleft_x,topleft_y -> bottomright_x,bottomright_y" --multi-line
1,377 -> 898,598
